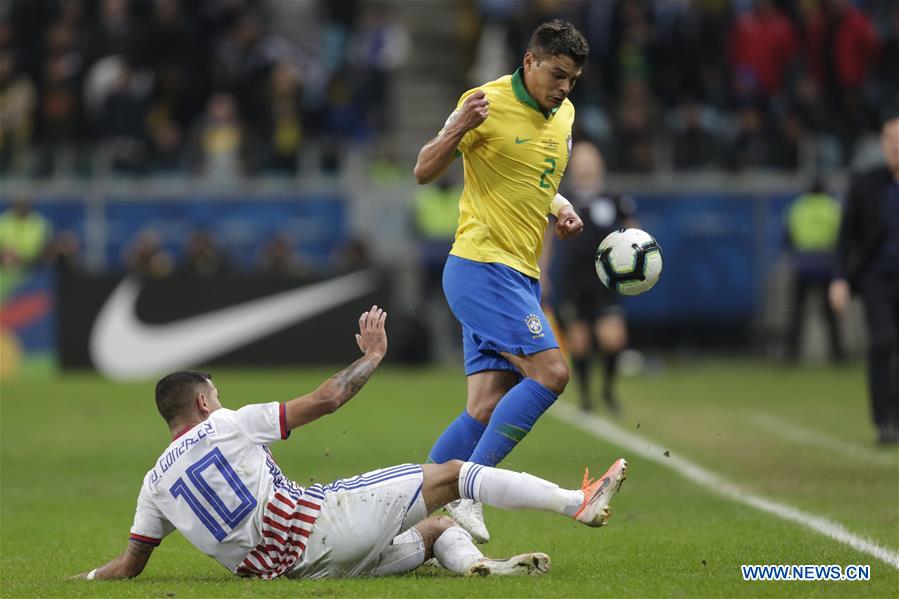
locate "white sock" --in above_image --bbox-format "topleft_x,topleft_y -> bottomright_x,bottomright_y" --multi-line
459,462 -> 584,517
371,528 -> 426,576
433,526 -> 484,574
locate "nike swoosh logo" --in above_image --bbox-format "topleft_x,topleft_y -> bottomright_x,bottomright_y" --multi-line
89,270 -> 378,380
515,136 -> 532,144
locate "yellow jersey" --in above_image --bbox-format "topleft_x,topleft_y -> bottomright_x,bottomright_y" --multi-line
444,68 -> 574,279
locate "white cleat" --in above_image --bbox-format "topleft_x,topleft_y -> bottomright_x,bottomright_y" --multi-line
445,499 -> 490,543
465,552 -> 551,577
573,458 -> 628,527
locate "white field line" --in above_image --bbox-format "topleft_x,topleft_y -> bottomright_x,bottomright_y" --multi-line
751,413 -> 897,467
550,401 -> 899,570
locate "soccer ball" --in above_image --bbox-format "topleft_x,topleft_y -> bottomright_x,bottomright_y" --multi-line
595,228 -> 663,296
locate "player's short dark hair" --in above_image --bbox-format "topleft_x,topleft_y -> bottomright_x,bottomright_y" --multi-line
527,19 -> 589,67
155,371 -> 213,423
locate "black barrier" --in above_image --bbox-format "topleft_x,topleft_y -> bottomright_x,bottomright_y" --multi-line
57,269 -> 393,377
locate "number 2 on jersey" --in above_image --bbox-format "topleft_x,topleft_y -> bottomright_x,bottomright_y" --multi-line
170,447 -> 257,541
539,157 -> 556,189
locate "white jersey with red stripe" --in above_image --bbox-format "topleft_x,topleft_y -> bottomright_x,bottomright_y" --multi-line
129,402 -> 323,578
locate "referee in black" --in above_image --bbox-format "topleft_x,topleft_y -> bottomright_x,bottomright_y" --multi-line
545,141 -> 637,414
829,116 -> 899,445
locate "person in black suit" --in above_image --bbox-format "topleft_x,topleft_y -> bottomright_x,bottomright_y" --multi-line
829,116 -> 899,445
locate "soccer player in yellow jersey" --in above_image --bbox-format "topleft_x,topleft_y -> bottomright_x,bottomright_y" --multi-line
413,20 -> 627,543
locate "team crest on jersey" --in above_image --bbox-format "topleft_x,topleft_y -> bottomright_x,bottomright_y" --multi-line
525,314 -> 543,336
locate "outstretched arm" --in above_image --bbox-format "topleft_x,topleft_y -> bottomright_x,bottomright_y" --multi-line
283,305 -> 388,430
413,91 -> 488,184
72,540 -> 154,580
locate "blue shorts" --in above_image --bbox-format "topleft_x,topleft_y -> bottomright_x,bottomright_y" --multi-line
443,255 -> 559,375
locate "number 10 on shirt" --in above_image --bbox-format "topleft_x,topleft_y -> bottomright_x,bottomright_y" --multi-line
169,448 -> 257,541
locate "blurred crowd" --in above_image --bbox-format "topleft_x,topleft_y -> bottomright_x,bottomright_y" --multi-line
0,195 -> 371,277
0,0 -> 408,178
468,0 -> 898,172
2,0 -> 897,179
116,227 -> 372,278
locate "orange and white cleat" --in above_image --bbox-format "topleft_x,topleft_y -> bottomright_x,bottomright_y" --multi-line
573,458 -> 628,527
465,552 -> 551,577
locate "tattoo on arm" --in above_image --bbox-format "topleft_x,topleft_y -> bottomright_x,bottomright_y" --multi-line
113,540 -> 154,578
322,356 -> 378,406
126,541 -> 154,559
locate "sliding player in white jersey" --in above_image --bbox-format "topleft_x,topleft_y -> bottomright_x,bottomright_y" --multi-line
73,306 -> 627,581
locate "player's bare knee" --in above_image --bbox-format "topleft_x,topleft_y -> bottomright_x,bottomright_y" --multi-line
467,404 -> 494,423
421,460 -> 464,512
568,324 -> 592,355
441,459 -> 463,479
538,360 -> 569,394
413,515 -> 457,561
599,335 -> 626,354
598,323 -> 627,352
431,514 -> 456,534
466,394 -> 500,423
427,459 -> 463,488
440,460 -> 464,494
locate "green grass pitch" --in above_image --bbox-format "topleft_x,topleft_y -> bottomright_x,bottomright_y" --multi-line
2,360 -> 897,597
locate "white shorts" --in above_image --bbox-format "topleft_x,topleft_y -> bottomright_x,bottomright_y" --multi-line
286,464 -> 428,579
